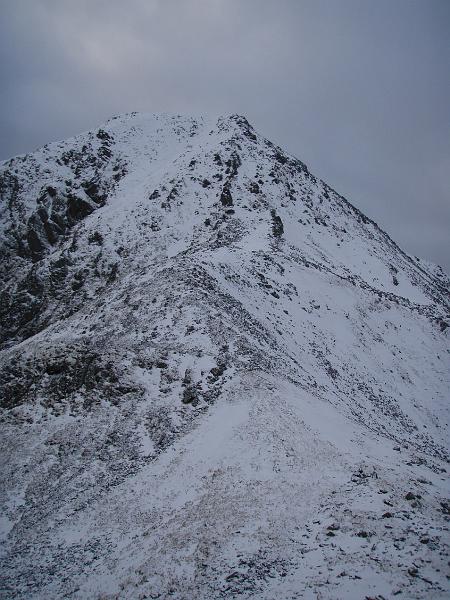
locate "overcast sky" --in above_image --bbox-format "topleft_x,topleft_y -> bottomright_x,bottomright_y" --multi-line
1,0 -> 449,270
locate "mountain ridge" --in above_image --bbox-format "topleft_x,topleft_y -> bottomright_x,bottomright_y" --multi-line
0,113 -> 449,599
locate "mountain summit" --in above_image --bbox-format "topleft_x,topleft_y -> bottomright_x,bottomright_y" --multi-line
1,113 -> 449,599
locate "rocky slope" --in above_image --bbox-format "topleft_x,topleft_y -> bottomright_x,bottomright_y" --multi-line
0,113 -> 449,599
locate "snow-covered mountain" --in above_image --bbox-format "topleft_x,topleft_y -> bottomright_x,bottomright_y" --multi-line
0,113 -> 449,599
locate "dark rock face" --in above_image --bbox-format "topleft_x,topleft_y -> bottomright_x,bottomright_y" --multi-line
22,187 -> 100,261
270,209 -> 284,237
0,340 -> 133,411
0,126 -> 128,349
1,128 -> 121,260
220,183 -> 233,207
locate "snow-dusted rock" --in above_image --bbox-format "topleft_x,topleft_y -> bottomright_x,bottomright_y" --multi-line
0,113 -> 449,599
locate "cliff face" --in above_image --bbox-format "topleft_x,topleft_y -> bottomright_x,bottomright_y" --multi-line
1,113 -> 449,599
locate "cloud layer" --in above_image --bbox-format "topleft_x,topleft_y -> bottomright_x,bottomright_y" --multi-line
1,0 -> 449,270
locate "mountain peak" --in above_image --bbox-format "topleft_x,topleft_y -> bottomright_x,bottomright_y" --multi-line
1,114 -> 448,599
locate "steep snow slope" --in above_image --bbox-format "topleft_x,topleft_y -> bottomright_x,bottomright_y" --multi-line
0,113 -> 449,599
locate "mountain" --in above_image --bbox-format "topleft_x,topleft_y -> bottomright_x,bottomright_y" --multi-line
0,113 -> 449,600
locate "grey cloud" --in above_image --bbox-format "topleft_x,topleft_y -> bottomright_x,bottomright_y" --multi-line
0,0 -> 448,270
